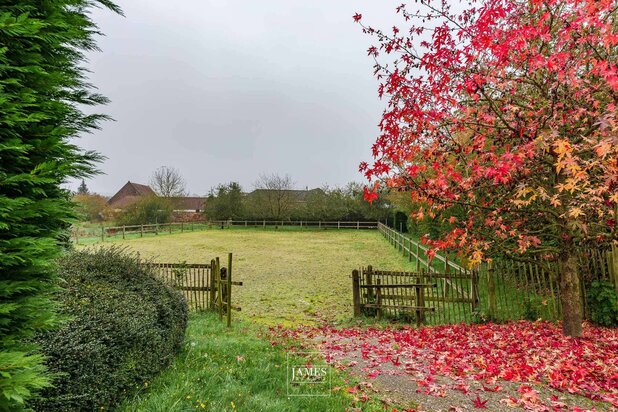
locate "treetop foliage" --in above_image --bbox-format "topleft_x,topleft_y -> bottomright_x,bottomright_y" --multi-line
358,0 -> 618,264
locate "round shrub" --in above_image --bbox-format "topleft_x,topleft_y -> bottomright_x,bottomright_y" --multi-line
31,247 -> 188,411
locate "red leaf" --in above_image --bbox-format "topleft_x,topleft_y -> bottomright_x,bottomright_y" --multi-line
472,395 -> 488,409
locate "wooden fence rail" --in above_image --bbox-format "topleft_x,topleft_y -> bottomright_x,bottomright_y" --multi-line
72,220 -> 380,243
210,220 -> 379,229
377,222 -> 467,274
353,266 -> 478,326
73,221 -> 212,243
147,252 -> 242,327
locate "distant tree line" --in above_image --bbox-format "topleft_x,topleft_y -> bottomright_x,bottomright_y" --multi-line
204,177 -> 392,222
72,171 -> 402,226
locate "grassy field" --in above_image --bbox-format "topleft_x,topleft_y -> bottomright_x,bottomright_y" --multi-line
83,228 -> 418,326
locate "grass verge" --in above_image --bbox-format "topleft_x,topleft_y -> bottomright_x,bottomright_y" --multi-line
118,312 -> 388,412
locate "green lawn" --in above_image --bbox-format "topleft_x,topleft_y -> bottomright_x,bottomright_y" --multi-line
85,228 -> 418,325
118,312 -> 388,412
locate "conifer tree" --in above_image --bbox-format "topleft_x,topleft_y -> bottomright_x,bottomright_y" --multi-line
77,179 -> 89,195
0,1 -> 120,407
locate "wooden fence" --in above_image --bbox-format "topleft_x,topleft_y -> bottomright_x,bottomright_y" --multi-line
148,253 -> 242,326
73,221 -> 212,243
73,220 -> 379,243
378,222 -> 468,274
377,222 -> 618,323
353,266 -> 479,325
210,220 -> 379,229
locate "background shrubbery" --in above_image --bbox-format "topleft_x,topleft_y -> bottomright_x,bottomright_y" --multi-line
116,195 -> 173,226
204,181 -> 392,222
31,247 -> 188,411
586,280 -> 618,327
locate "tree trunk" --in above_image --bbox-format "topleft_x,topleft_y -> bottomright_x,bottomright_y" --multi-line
559,252 -> 583,337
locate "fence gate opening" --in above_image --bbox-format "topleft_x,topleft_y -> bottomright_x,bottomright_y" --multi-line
148,252 -> 243,326
352,266 -> 479,326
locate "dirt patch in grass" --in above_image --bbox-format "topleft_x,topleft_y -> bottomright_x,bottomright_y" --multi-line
90,228 -> 418,325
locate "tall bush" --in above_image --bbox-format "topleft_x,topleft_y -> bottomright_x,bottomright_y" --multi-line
73,193 -> 111,222
116,195 -> 173,225
32,247 -> 188,411
0,1 -> 120,407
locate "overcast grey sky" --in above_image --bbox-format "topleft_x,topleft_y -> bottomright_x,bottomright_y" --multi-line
75,0 -> 402,196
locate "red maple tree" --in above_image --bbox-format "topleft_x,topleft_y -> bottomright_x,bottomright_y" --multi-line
357,0 -> 618,336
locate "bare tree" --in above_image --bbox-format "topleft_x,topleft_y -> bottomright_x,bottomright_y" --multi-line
150,166 -> 187,197
252,173 -> 295,220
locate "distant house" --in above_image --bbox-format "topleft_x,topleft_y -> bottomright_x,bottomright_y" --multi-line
107,181 -> 156,210
107,181 -> 206,213
169,197 -> 206,213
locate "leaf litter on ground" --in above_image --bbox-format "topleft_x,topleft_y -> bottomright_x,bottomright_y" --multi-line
270,321 -> 618,411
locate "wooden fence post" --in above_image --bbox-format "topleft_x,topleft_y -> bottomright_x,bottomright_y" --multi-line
319,221 -> 322,229
357,221 -> 360,230
376,279 -> 382,320
74,229 -> 79,245
217,257 -> 223,320
209,259 -> 216,309
366,265 -> 374,303
471,269 -> 479,315
122,225 -> 126,240
338,221 -> 340,229
101,225 -> 104,242
416,243 -> 420,271
227,252 -> 233,327
415,269 -> 425,327
352,270 -> 361,317
408,238 -> 412,262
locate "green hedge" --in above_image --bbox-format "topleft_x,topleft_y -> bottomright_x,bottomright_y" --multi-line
31,247 -> 188,411
587,280 -> 618,327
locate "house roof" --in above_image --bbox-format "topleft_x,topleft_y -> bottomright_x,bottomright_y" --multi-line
107,181 -> 156,208
107,181 -> 206,211
131,182 -> 156,196
109,195 -> 143,209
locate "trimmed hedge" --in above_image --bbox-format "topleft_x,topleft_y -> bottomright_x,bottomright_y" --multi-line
31,247 -> 188,411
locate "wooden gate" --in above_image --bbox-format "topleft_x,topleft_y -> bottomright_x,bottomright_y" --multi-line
149,253 -> 242,326
352,266 -> 479,326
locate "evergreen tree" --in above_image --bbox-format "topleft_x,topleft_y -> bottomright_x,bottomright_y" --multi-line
204,182 -> 245,220
77,179 -> 89,195
0,1 -> 121,408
